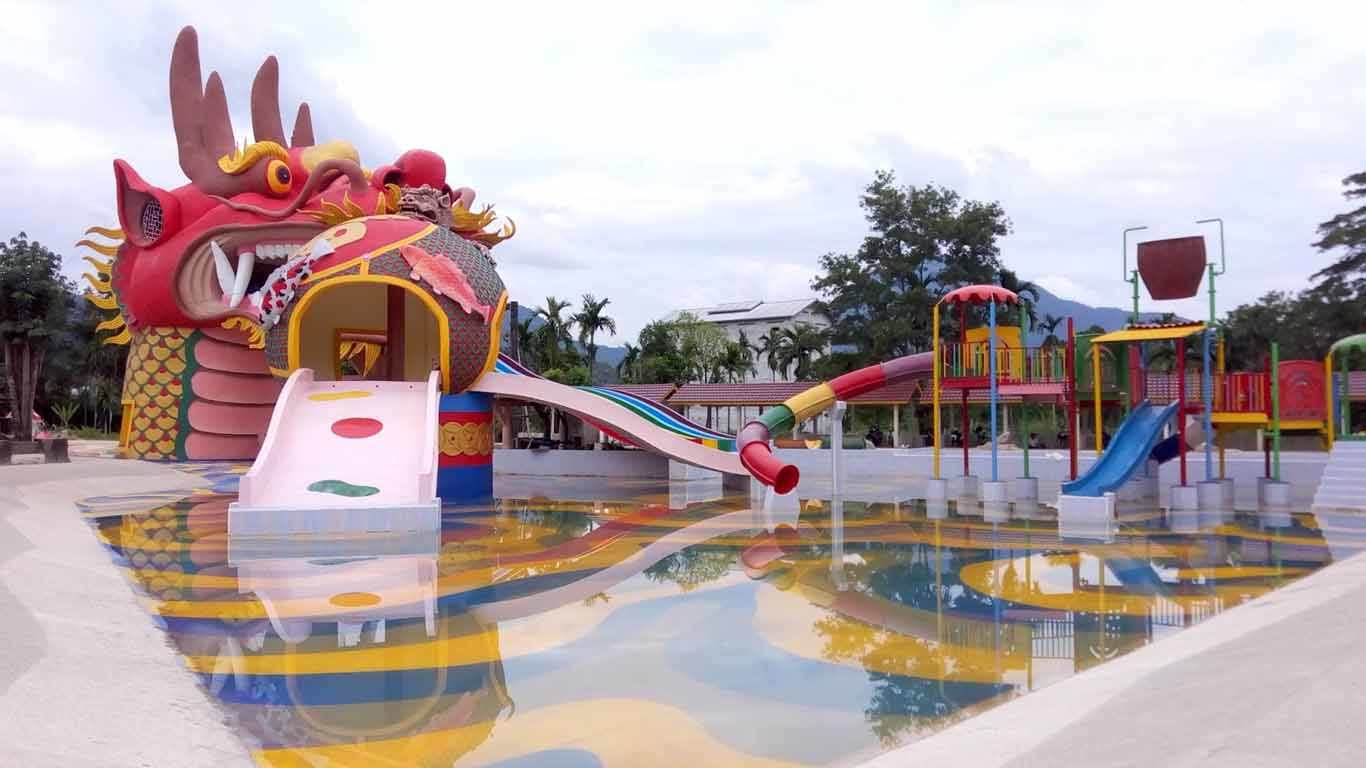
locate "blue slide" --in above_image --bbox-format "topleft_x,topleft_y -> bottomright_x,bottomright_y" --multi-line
1062,400 -> 1181,497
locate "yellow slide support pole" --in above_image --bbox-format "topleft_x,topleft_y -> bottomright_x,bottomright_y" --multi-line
1325,353 -> 1334,450
932,304 -> 942,479
1217,337 -> 1226,479
1093,342 -> 1104,456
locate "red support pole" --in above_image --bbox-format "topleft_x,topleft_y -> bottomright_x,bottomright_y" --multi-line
1177,336 -> 1187,487
1066,317 -> 1078,480
961,302 -> 969,476
386,285 -> 406,381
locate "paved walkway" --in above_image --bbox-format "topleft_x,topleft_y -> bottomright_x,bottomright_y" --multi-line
0,459 -> 252,767
866,546 -> 1366,767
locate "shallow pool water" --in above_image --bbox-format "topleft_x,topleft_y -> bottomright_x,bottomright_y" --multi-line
78,465 -> 1366,766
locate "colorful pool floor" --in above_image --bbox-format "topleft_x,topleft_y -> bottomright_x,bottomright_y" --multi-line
75,466 -> 1366,766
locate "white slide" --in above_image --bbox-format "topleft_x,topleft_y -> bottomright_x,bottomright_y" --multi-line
470,371 -> 745,476
229,369 -> 441,535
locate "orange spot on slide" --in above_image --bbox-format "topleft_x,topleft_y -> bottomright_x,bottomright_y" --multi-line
332,417 -> 383,438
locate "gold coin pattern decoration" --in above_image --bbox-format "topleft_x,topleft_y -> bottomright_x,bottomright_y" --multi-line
439,420 -> 493,457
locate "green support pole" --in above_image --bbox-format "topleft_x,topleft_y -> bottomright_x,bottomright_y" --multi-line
1208,263 -> 1217,326
1130,270 -> 1140,325
1272,342 -> 1281,481
1342,357 -> 1351,436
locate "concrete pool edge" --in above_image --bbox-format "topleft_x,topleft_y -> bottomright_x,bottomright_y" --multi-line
860,545 -> 1366,767
0,459 -> 255,768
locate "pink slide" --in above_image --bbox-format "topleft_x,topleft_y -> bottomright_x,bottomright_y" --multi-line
228,369 -> 441,534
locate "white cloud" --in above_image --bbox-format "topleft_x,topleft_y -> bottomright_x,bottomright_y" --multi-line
3,0 -> 1364,340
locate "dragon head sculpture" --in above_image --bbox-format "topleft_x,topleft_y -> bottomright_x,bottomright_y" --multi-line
80,26 -> 514,460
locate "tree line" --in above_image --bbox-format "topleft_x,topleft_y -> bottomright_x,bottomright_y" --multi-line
5,167 -> 1363,441
2,233 -> 125,440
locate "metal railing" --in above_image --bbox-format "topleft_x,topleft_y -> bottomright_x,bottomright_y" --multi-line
940,343 -> 1069,384
1144,372 -> 1269,414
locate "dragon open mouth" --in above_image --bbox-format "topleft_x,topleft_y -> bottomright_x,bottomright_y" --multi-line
176,222 -> 326,322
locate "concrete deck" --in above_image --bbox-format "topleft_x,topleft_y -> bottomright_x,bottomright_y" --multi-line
0,459 -> 252,767
866,546 -> 1366,768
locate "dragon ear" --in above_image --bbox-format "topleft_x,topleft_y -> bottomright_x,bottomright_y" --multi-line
114,159 -> 182,248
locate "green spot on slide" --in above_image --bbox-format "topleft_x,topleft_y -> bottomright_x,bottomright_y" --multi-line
307,479 -> 380,497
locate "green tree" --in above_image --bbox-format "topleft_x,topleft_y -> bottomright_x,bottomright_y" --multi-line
543,365 -> 591,386
811,171 -> 1012,366
636,319 -> 688,384
572,293 -> 616,385
997,268 -> 1040,329
674,312 -> 729,383
534,296 -> 577,371
616,342 -> 641,383
1311,170 -> 1366,291
757,328 -> 785,381
715,340 -> 756,383
774,323 -> 831,380
512,316 -> 540,369
1,233 -> 72,440
1038,313 -> 1064,348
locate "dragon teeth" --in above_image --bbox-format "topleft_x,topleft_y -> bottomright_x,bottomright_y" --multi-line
211,240 -> 235,298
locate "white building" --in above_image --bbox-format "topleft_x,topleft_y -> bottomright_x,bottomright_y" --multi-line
665,299 -> 831,382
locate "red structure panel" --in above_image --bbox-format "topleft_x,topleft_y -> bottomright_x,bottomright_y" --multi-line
1137,236 -> 1206,300
1278,360 -> 1326,422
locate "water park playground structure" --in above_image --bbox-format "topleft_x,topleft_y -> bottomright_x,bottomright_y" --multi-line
77,26 -> 1364,534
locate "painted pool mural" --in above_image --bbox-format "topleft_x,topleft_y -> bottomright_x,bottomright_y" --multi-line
75,465 -> 1366,767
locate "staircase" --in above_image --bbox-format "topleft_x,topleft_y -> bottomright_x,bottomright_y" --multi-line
1311,439 -> 1366,513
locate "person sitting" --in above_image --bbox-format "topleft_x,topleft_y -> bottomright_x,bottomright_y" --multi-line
1028,432 -> 1045,449
865,424 -> 884,448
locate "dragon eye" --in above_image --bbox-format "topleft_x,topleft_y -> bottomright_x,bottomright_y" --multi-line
266,159 -> 292,195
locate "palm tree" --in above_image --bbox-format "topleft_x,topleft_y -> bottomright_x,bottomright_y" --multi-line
514,317 -> 539,368
617,342 -> 641,383
758,328 -> 785,381
998,269 -> 1041,328
1039,314 -> 1064,348
776,323 -> 831,380
716,340 -> 756,383
572,293 -> 616,385
534,296 -> 575,370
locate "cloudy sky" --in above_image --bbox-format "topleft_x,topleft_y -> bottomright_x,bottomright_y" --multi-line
4,0 -> 1363,340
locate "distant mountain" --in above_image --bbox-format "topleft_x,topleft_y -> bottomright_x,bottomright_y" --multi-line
1026,286 -> 1172,342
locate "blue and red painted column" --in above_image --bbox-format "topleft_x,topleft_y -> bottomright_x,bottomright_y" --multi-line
437,392 -> 493,504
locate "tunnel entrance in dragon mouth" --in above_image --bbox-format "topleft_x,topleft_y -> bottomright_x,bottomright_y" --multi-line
288,276 -> 449,390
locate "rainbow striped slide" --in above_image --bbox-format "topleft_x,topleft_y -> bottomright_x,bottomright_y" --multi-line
492,354 -> 736,451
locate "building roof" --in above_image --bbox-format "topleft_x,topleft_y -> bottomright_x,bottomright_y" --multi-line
671,382 -> 811,406
664,298 -> 822,325
608,384 -> 678,402
669,379 -> 935,406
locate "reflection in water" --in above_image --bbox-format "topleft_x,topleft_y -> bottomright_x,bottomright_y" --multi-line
77,468 -> 1366,766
